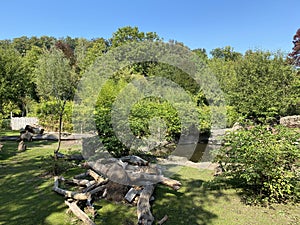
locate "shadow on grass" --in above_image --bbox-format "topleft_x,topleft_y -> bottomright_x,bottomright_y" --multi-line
0,141 -> 70,225
151,168 -> 231,225
0,140 -> 56,161
94,200 -> 136,225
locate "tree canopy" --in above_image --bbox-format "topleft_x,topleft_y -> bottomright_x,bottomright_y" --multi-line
0,26 -> 298,140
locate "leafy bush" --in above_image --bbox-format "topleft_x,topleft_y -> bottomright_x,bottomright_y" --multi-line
94,77 -> 212,157
210,50 -> 298,123
214,125 -> 300,205
94,79 -> 129,157
31,99 -> 73,132
129,97 -> 181,141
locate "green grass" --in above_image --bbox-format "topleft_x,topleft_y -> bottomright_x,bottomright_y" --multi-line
0,138 -> 299,225
0,129 -> 20,136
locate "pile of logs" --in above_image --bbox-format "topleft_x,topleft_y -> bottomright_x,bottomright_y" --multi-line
53,155 -> 181,225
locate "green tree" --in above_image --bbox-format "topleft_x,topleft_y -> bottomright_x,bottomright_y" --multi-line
288,28 -> 300,67
110,26 -> 160,48
192,48 -> 208,62
80,38 -> 107,71
74,38 -> 91,73
232,50 -> 295,122
22,45 -> 44,107
12,36 -> 31,55
209,50 -> 297,123
0,46 -> 28,121
34,48 -> 79,153
210,46 -> 242,61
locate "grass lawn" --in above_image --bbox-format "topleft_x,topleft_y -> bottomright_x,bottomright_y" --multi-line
0,137 -> 299,225
0,130 -> 20,137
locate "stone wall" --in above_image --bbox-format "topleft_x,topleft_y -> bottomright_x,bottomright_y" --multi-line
280,115 -> 300,128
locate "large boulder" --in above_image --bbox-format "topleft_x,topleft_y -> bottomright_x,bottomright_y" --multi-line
20,131 -> 33,141
280,115 -> 300,128
24,124 -> 44,134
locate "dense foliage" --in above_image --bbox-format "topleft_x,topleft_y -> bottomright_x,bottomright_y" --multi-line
288,28 -> 300,67
0,26 -> 300,205
30,99 -> 73,132
214,125 -> 300,204
0,46 -> 28,123
1,27 -> 299,130
210,49 -> 298,123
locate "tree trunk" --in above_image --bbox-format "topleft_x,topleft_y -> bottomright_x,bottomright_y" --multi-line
55,113 -> 63,153
137,185 -> 155,225
55,101 -> 66,154
65,200 -> 96,225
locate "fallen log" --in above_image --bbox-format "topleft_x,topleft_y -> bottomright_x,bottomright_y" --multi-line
120,155 -> 149,166
87,169 -> 108,184
157,215 -> 168,225
137,185 -> 155,225
91,158 -> 181,189
53,155 -> 181,225
89,185 -> 107,195
55,152 -> 84,161
53,176 -> 91,200
74,171 -> 90,179
160,177 -> 181,190
65,178 -> 96,187
65,200 -> 96,225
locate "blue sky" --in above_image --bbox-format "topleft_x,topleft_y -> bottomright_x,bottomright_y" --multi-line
0,0 -> 298,54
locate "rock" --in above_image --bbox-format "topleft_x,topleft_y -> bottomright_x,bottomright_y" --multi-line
18,141 -> 26,151
24,124 -> 44,134
231,122 -> 243,131
280,115 -> 300,128
20,131 -> 33,141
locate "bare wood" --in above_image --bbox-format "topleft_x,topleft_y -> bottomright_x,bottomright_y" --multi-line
74,171 -> 89,179
67,154 -> 84,161
137,185 -> 155,225
53,177 -> 91,200
81,179 -> 108,194
160,177 -> 181,190
65,178 -> 96,187
125,171 -> 181,190
157,215 -> 168,225
65,200 -> 95,225
120,155 -> 149,166
92,158 -> 181,189
81,183 -> 98,193
87,169 -> 108,183
89,185 -> 107,195
20,131 -> 33,142
55,152 -> 84,161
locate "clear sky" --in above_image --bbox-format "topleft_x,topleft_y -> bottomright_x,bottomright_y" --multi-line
0,0 -> 298,54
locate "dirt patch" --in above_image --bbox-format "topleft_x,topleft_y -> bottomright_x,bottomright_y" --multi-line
104,181 -> 130,202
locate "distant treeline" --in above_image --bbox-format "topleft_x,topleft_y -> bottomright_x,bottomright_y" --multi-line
0,26 -> 299,155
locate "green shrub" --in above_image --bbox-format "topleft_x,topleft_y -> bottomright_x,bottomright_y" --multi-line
94,77 -> 213,157
94,79 -> 129,157
210,50 -> 298,123
31,99 -> 73,132
214,125 -> 300,205
129,97 -> 181,141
